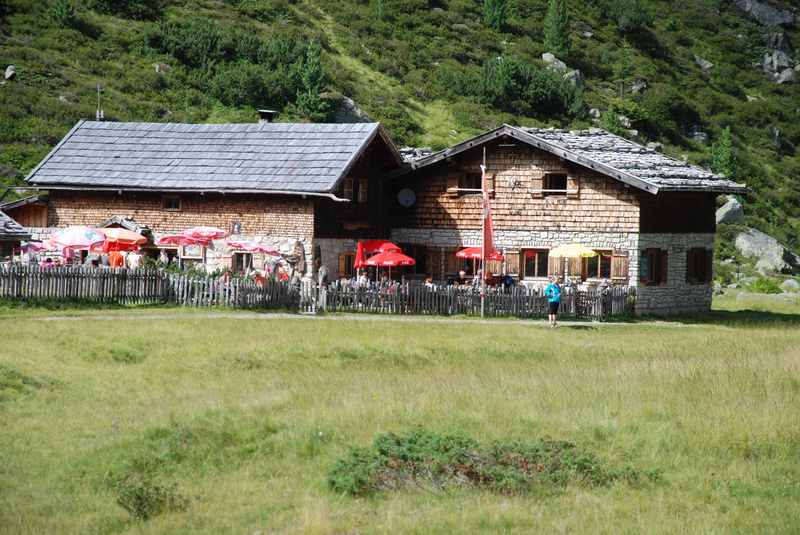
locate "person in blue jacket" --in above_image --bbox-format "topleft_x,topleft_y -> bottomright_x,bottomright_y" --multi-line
544,275 -> 562,327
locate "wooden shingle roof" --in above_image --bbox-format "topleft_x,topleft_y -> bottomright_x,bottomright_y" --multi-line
401,125 -> 747,194
26,120 -> 399,197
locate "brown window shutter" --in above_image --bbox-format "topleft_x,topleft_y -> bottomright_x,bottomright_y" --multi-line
705,249 -> 714,283
548,254 -> 560,277
531,175 -> 544,199
358,178 -> 369,203
343,178 -> 354,200
446,174 -> 459,197
567,175 -> 580,198
505,249 -> 520,275
338,254 -> 347,276
660,250 -> 669,285
611,253 -> 629,281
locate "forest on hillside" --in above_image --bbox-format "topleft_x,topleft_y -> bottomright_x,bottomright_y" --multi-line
0,0 -> 798,251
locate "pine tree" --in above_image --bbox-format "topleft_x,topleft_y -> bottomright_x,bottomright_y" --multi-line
543,0 -> 570,58
483,0 -> 508,31
711,127 -> 736,178
294,40 -> 329,121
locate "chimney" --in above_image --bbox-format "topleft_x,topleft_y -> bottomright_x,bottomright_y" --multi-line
257,109 -> 278,124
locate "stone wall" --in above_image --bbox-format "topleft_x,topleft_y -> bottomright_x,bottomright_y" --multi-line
391,228 -> 716,315
635,233 -> 715,315
42,190 -> 316,274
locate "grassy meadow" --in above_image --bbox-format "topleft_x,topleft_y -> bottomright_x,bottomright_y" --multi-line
1,294 -> 799,534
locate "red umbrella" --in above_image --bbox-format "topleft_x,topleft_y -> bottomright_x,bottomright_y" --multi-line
157,234 -> 206,246
226,240 -> 281,256
364,250 -> 415,281
456,246 -> 504,261
182,226 -> 227,241
362,240 -> 401,254
354,241 -> 367,269
98,228 -> 147,252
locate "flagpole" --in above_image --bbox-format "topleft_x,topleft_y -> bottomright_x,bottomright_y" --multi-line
481,147 -> 486,319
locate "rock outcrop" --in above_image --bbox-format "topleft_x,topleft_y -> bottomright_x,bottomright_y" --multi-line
716,196 -> 744,224
780,278 -> 800,292
735,0 -> 795,27
735,227 -> 800,274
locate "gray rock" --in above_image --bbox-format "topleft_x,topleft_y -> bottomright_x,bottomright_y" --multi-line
563,69 -> 583,87
734,0 -> 794,26
775,67 -> 796,84
325,94 -> 372,123
716,196 -> 745,224
630,78 -> 647,94
589,108 -> 602,119
735,227 -> 800,274
762,50 -> 792,73
694,55 -> 714,71
4,65 -> 15,81
768,125 -> 781,149
766,31 -> 793,54
646,142 -> 663,152
154,63 -> 171,74
541,53 -> 567,71
781,279 -> 800,292
618,115 -> 632,128
582,31 -> 594,38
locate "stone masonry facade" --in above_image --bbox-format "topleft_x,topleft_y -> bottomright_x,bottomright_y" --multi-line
43,190 -> 316,274
391,228 -> 715,316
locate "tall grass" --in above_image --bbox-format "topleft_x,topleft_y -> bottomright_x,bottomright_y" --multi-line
0,300 -> 798,533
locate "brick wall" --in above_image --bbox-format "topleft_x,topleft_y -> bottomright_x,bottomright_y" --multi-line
394,141 -> 640,232
47,190 -> 314,237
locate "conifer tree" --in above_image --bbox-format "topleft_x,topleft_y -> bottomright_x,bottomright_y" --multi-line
483,0 -> 508,31
543,0 -> 570,58
711,127 -> 736,178
294,40 -> 329,121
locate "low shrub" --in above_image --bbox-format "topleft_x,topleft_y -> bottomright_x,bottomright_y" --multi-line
748,278 -> 783,294
328,429 -> 656,497
114,473 -> 187,520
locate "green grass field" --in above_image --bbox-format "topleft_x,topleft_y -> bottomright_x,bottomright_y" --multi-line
1,294 -> 799,534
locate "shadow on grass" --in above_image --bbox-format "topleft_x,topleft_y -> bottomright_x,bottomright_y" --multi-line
664,309 -> 800,328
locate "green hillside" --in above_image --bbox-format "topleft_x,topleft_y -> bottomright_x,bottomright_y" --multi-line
1,0 -> 798,250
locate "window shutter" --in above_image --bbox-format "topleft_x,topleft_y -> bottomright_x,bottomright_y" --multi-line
343,178 -> 354,200
531,175 -> 544,199
686,248 -> 695,283
660,250 -> 669,285
505,249 -> 520,275
358,178 -> 369,203
611,253 -> 629,281
567,175 -> 580,198
569,257 -> 582,279
705,249 -> 714,283
487,173 -> 496,198
446,174 -> 459,197
548,255 -> 560,277
338,254 -> 347,277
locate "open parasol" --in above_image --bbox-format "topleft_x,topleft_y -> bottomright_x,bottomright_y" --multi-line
182,226 -> 227,242
51,226 -> 105,250
548,244 -> 598,258
98,228 -> 147,252
226,240 -> 281,256
364,250 -> 415,281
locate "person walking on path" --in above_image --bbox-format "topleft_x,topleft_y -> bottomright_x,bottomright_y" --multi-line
545,275 -> 562,328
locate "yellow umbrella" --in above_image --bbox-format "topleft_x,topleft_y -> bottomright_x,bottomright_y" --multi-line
548,244 -> 598,258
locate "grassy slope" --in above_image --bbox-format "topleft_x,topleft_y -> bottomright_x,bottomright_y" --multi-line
0,296 -> 799,533
0,0 -> 798,248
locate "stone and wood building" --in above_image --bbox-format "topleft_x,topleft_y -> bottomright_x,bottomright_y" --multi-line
23,119 -> 746,315
0,210 -> 30,260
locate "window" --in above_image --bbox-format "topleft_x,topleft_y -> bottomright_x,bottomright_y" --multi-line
639,249 -> 668,285
358,178 -> 369,203
232,252 -> 253,273
686,248 -> 713,284
522,249 -> 549,279
338,252 -> 356,278
585,250 -> 612,279
543,173 -> 568,196
459,173 -> 482,192
162,196 -> 181,211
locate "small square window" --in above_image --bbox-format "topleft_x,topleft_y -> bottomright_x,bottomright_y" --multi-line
458,173 -> 482,194
543,174 -> 568,196
162,196 -> 181,211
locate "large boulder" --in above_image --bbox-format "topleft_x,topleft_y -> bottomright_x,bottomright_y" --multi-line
4,65 -> 15,80
780,279 -> 800,292
734,0 -> 795,26
762,50 -> 793,73
542,53 -> 568,72
775,68 -> 796,83
716,196 -> 745,224
735,227 -> 800,274
324,94 -> 372,124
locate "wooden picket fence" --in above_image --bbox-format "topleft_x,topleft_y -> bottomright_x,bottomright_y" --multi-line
0,265 -> 635,320
317,283 -> 635,320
